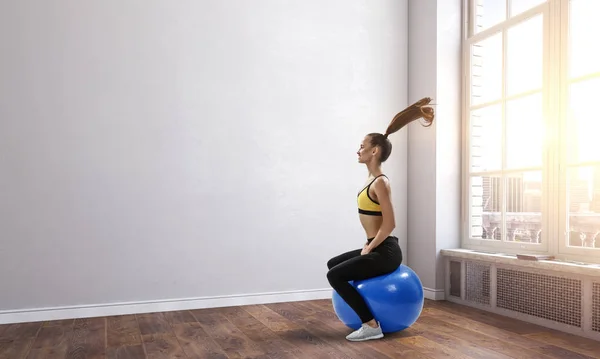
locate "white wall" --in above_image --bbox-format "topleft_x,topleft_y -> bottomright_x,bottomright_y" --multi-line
434,0 -> 462,290
0,0 -> 409,314
407,0 -> 462,295
407,0 -> 439,290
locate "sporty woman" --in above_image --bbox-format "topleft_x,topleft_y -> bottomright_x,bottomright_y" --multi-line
326,98 -> 434,342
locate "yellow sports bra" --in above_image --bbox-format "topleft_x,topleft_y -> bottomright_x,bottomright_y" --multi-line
357,174 -> 387,216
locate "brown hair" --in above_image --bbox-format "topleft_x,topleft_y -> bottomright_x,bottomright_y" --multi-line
368,97 -> 435,163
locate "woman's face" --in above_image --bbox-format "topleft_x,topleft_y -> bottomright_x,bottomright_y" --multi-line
357,136 -> 375,163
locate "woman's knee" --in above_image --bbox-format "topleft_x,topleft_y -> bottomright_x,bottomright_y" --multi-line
326,267 -> 335,281
326,267 -> 342,285
327,258 -> 336,270
327,253 -> 346,269
327,253 -> 346,270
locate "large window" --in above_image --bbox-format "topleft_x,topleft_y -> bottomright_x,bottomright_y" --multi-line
462,0 -> 600,263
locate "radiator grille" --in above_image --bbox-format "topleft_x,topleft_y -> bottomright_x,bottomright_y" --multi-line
497,268 -> 582,327
593,283 -> 600,332
465,261 -> 491,305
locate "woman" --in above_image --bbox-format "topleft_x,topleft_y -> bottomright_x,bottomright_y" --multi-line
326,98 -> 434,342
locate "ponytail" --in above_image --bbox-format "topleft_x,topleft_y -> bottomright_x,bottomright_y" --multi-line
367,97 -> 435,163
384,97 -> 435,137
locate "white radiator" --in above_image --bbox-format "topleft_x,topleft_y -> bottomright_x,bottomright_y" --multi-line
443,253 -> 600,341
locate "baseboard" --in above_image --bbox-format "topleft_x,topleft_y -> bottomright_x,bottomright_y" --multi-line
423,287 -> 445,300
0,288 -> 333,325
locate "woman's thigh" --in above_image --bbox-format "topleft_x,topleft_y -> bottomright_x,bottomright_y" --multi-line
327,249 -> 362,269
328,252 -> 398,282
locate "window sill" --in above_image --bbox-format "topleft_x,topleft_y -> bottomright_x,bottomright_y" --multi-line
441,248 -> 600,277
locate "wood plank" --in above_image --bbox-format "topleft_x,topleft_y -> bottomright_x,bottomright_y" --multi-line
417,311 -> 553,359
106,344 -> 146,359
136,311 -> 188,358
191,308 -> 266,359
524,332 -> 600,359
136,313 -> 171,336
66,317 -> 106,359
217,305 -> 305,358
243,304 -> 304,333
411,319 -> 517,359
0,322 -> 42,340
273,327 -> 354,359
308,299 -> 333,311
163,310 -> 197,326
142,332 -> 187,359
533,344 -> 597,359
243,304 -> 354,359
106,315 -> 142,348
0,338 -> 37,359
106,314 -> 145,358
172,322 -> 229,359
26,320 -> 73,359
43,319 -> 75,327
423,310 -> 597,359
398,335 -> 476,358
429,300 -> 547,334
421,306 -> 548,349
0,322 -> 42,359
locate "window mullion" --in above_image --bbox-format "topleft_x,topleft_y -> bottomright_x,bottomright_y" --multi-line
548,0 -> 559,257
542,0 -> 557,255
557,0 -> 569,256
468,0 -> 475,39
546,0 -> 567,258
501,24 -> 507,243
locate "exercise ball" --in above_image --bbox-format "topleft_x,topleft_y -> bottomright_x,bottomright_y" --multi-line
332,264 -> 424,333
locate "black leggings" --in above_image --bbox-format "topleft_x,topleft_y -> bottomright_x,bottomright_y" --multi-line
326,236 -> 403,323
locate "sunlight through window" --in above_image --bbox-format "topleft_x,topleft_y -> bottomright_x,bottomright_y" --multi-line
463,0 -> 600,261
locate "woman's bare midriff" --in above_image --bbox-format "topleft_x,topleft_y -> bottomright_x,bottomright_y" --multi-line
359,214 -> 383,239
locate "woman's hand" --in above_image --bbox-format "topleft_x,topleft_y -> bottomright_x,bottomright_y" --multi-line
361,243 -> 372,255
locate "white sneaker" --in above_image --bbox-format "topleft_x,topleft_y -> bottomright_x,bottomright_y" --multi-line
345,322 -> 384,342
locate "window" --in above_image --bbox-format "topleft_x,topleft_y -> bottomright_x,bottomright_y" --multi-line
462,0 -> 600,263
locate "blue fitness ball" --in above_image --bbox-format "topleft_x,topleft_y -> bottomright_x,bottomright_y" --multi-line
332,264 -> 424,333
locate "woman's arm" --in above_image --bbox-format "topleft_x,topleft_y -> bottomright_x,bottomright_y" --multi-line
364,177 -> 396,253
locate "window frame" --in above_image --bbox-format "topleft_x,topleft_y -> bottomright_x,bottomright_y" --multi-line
555,0 -> 600,262
460,0 -> 600,263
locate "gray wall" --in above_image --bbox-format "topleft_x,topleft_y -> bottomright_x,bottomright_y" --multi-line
0,0 -> 409,311
407,0 -> 462,292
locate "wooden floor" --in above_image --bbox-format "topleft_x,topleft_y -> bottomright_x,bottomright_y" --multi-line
1,299 -> 599,359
